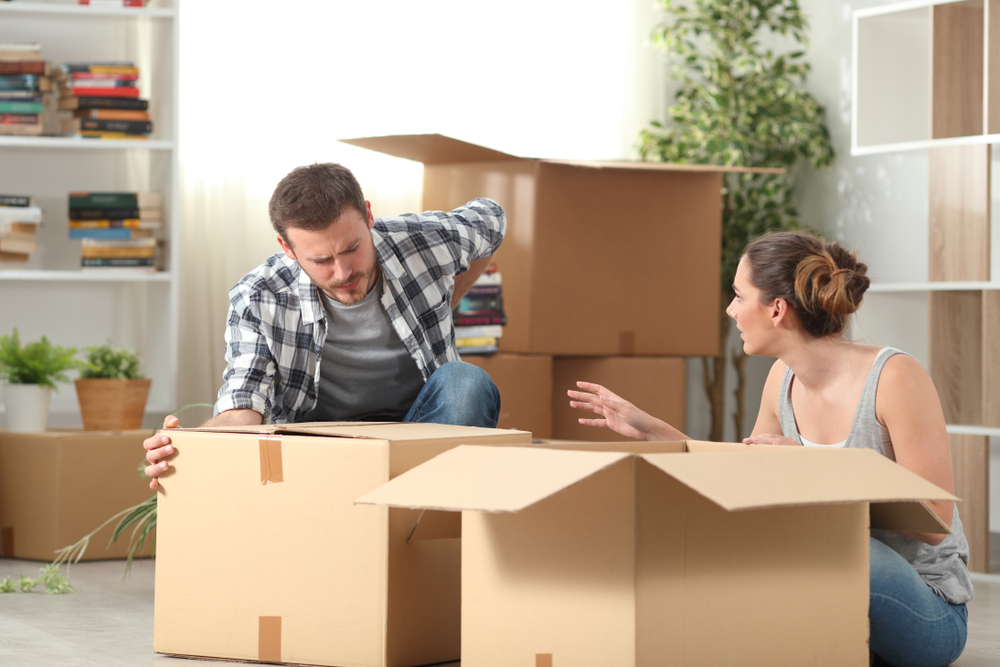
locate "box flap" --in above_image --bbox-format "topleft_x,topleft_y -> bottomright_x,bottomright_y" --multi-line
355,445 -> 629,512
340,134 -> 519,164
540,159 -> 784,174
641,448 -> 957,511
175,421 -> 526,442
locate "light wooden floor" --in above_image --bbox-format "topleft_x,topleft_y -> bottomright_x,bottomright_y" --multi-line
1,546 -> 998,667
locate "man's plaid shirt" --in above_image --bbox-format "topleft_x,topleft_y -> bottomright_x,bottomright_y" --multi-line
215,198 -> 506,423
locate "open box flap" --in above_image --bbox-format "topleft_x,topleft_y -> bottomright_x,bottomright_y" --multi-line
640,448 -> 957,530
175,421 -> 525,442
355,445 -> 629,513
340,134 -> 519,164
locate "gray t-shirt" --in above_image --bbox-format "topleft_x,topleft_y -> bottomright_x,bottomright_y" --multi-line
778,347 -> 973,605
302,281 -> 425,422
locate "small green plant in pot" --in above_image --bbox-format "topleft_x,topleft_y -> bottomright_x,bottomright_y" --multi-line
0,328 -> 80,433
75,340 -> 151,431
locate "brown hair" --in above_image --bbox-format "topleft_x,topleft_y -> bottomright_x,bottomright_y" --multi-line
268,163 -> 367,242
743,231 -> 870,338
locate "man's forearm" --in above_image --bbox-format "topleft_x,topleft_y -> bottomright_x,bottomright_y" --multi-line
452,255 -> 494,309
201,408 -> 264,427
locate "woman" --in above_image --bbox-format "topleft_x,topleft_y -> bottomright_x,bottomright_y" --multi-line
568,231 -> 972,667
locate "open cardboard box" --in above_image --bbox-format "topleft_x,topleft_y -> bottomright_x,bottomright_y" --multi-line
341,134 -> 781,357
153,422 -> 531,667
357,440 -> 957,667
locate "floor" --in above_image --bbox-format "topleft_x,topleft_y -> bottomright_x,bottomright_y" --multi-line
1,539 -> 999,667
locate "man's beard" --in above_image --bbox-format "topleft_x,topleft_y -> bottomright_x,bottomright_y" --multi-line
323,262 -> 378,305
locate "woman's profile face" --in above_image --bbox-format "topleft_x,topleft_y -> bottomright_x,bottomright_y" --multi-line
726,257 -> 773,355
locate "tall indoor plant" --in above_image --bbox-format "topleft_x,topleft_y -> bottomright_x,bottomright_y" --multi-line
640,0 -> 834,440
0,328 -> 80,433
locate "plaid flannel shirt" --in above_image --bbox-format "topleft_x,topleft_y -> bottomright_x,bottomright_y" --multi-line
214,198 -> 506,423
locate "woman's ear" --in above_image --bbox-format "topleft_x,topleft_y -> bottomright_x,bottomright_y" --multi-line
770,297 -> 793,329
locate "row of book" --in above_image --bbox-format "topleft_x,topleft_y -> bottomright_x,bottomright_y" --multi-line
70,191 -> 163,271
454,264 -> 506,355
0,42 -> 50,136
0,194 -> 41,262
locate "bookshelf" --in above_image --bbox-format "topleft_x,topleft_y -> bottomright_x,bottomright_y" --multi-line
852,0 -> 996,572
0,0 -> 179,427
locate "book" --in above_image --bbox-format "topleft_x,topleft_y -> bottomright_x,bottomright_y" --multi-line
76,130 -> 148,140
0,119 -> 42,135
0,251 -> 30,263
59,63 -> 137,75
68,207 -> 161,221
0,90 -> 46,99
454,314 -> 507,327
73,108 -> 150,121
0,194 -> 33,207
0,99 -> 44,114
56,84 -> 139,98
0,75 -> 51,93
465,284 -> 502,297
0,62 -> 51,77
82,257 -> 157,269
81,245 -> 156,259
62,117 -> 151,135
0,223 -> 37,255
455,336 -> 498,348
0,43 -> 42,62
58,96 -> 148,111
78,0 -> 146,6
69,219 -> 161,229
80,236 -> 157,249
63,72 -> 139,82
471,271 -> 503,286
454,325 -> 503,338
68,227 -> 153,240
457,295 -> 504,312
457,345 -> 499,356
69,192 -> 162,208
0,113 -> 39,125
58,78 -> 137,89
0,205 -> 42,223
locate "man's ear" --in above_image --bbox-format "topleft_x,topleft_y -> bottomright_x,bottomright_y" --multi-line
365,201 -> 375,230
277,233 -> 295,260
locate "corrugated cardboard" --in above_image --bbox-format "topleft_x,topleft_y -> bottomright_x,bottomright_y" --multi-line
154,422 -> 531,667
358,442 -> 956,667
0,429 -> 154,561
341,134 -> 779,356
462,353 -> 553,438
551,356 -> 685,441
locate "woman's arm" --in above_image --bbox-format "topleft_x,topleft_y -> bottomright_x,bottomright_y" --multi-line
743,359 -> 801,446
568,381 -> 690,441
876,354 -> 956,545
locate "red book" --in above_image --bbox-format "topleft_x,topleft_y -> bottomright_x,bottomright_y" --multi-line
0,61 -> 50,76
78,1 -> 145,6
70,72 -> 139,81
65,86 -> 141,98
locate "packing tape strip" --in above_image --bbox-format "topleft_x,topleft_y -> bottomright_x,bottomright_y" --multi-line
536,654 -> 553,667
259,435 -> 283,485
619,331 -> 636,355
258,616 -> 281,663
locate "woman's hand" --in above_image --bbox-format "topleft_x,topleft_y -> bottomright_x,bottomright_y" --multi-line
568,381 -> 684,442
742,433 -> 802,446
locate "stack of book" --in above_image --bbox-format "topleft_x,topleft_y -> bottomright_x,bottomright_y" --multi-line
0,42 -> 51,137
454,262 -> 506,355
68,191 -> 162,271
0,194 -> 43,262
77,1 -> 146,6
56,62 -> 151,140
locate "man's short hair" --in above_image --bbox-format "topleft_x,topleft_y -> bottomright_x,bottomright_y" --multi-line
269,163 -> 367,243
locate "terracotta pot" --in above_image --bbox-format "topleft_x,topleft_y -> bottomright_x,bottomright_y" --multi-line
75,378 -> 152,430
3,383 -> 52,433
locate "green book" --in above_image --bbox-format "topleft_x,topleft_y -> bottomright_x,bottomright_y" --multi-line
68,192 -> 163,209
0,100 -> 44,114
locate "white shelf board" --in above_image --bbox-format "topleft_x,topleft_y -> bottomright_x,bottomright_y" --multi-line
0,3 -> 173,18
868,282 -> 1000,292
853,133 -> 1000,157
946,424 -> 1000,438
0,136 -> 173,151
0,270 -> 171,282
855,0 -> 969,20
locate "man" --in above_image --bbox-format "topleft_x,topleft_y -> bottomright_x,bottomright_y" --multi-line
144,163 -> 505,489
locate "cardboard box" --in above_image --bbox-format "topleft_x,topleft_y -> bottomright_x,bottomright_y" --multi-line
358,442 -> 957,667
0,429 -> 153,561
154,422 -> 531,667
462,353 -> 553,438
341,134 -> 772,356
551,356 -> 685,441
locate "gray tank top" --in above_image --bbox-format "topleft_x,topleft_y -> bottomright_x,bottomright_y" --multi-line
778,347 -> 973,605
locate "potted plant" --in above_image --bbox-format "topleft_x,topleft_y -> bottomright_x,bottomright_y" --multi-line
75,340 -> 151,430
0,328 -> 80,433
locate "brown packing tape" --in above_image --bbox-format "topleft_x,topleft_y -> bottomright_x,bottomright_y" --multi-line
259,436 -> 283,485
1,527 -> 12,557
619,331 -> 635,355
259,616 -> 281,663
536,654 -> 553,667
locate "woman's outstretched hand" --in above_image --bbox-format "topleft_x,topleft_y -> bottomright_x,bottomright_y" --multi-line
742,433 -> 801,446
568,381 -> 668,442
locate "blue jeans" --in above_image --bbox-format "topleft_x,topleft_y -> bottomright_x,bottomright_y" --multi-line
870,537 -> 968,667
404,360 -> 500,428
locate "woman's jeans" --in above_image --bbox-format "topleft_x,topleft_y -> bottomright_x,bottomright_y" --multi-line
870,537 -> 968,667
404,360 -> 500,428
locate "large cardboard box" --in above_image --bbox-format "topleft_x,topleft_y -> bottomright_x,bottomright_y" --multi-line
341,134 -> 768,357
462,353 -> 553,438
0,429 -> 153,561
359,442 -> 957,667
154,422 -> 531,667
551,356 -> 685,441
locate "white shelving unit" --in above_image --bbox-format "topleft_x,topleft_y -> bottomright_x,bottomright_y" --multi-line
0,0 -> 179,427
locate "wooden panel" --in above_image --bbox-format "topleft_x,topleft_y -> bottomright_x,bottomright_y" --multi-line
928,145 -> 990,281
929,291 -> 983,424
949,434 -> 990,573
985,292 -> 1000,427
987,0 -> 1000,133
932,0 -> 985,139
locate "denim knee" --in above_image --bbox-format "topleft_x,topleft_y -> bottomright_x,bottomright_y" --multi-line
406,360 -> 500,427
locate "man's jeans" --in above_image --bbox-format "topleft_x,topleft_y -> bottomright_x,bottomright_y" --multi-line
870,537 -> 968,667
404,360 -> 500,428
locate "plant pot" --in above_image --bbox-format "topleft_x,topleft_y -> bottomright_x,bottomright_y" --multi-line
75,378 -> 152,431
3,383 -> 52,433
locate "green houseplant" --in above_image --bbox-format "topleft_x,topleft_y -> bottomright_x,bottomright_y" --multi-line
0,328 -> 80,433
639,0 -> 834,440
75,340 -> 151,430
